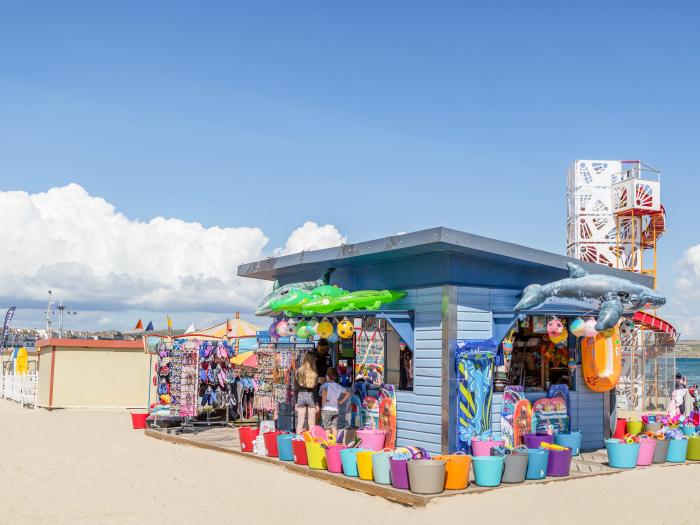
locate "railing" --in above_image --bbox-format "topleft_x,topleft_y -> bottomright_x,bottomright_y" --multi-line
1,373 -> 38,409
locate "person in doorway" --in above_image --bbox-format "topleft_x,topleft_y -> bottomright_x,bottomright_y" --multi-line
320,367 -> 350,436
295,351 -> 318,434
314,338 -> 333,422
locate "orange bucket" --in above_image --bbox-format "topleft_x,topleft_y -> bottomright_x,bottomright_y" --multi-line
433,453 -> 471,490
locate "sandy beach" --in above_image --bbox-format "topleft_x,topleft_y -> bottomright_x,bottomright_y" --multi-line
0,400 -> 698,525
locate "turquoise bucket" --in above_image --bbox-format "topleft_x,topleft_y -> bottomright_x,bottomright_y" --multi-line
555,431 -> 582,456
681,426 -> 696,437
667,439 -> 688,463
526,448 -> 549,480
371,451 -> 393,485
605,439 -> 640,469
472,455 -> 504,487
340,448 -> 367,477
277,434 -> 295,461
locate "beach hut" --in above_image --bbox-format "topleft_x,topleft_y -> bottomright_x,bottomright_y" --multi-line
238,227 -> 661,454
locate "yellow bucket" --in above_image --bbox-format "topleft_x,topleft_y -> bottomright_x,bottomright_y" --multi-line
305,441 -> 327,470
356,451 -> 376,480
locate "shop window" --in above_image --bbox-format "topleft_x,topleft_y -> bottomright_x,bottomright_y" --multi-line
353,317 -> 413,391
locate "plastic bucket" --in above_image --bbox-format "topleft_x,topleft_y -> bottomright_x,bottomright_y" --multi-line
523,433 -> 553,449
605,439 -> 640,469
239,426 -> 259,453
626,420 -> 643,436
356,451 -> 377,480
667,439 -> 688,463
686,436 -> 700,461
433,454 -> 471,490
526,448 -> 549,480
371,451 -> 393,485
340,448 -> 367,477
407,459 -> 446,494
357,428 -> 386,451
130,413 -> 149,429
471,439 -> 505,456
652,439 -> 669,464
636,437 -> 657,466
325,444 -> 347,473
292,439 -> 308,465
547,448 -> 572,477
472,456 -> 504,487
613,418 -> 627,439
644,422 -> 662,433
554,431 -> 582,456
277,434 -> 295,461
502,451 -> 528,483
681,426 -> 696,436
263,431 -> 282,457
389,457 -> 410,489
306,441 -> 328,470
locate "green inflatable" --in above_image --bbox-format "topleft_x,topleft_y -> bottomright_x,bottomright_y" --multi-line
301,289 -> 406,314
270,284 -> 346,315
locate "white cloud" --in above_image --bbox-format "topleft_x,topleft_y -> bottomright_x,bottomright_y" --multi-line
0,184 -> 345,328
674,244 -> 700,339
274,221 -> 346,256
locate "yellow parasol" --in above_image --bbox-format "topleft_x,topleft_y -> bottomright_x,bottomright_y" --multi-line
191,313 -> 260,339
230,351 -> 257,367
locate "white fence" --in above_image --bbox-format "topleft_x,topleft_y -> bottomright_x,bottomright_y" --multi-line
1,373 -> 38,408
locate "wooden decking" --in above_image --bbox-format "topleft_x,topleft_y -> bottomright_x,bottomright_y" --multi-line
144,427 -> 691,507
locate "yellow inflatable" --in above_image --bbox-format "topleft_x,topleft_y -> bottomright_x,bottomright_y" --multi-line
581,327 -> 621,392
16,347 -> 28,375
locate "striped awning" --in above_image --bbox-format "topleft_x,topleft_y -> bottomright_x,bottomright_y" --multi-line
633,311 -> 677,337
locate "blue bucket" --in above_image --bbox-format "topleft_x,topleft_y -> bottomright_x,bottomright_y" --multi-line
555,431 -> 582,456
371,451 -> 393,485
472,455 -> 504,487
681,426 -> 696,437
605,439 -> 640,469
526,448 -> 549,480
667,439 -> 688,463
340,448 -> 367,477
277,434 -> 295,461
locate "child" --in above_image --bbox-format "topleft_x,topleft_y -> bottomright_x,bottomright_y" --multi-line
320,367 -> 350,436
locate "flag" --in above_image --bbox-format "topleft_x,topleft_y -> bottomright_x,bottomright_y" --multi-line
167,316 -> 173,328
134,319 -> 143,331
185,323 -> 196,334
2,306 -> 16,348
145,321 -> 154,331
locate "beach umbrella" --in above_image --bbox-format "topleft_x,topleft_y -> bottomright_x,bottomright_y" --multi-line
230,351 -> 258,368
227,312 -> 260,338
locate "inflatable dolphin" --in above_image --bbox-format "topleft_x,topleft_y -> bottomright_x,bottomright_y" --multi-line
255,269 -> 335,316
514,263 -> 666,331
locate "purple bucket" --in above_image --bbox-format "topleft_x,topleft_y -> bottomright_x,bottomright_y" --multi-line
389,457 -> 410,490
524,433 -> 554,449
546,448 -> 572,477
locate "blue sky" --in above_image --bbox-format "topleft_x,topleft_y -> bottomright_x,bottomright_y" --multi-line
1,2 -> 699,335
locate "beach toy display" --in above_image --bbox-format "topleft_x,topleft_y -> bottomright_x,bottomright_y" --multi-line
472,455 -> 505,487
239,426 -> 259,453
277,433 -> 295,461
324,444 -> 347,473
407,455 -> 446,495
263,430 -> 282,457
340,448 -> 367,477
636,436 -> 657,466
605,437 -> 640,469
471,437 -> 505,456
554,431 -> 582,456
502,447 -> 528,484
526,448 -> 549,480
686,436 -> 700,461
357,428 -> 387,451
433,453 -> 471,490
371,450 -> 394,485
542,442 -> 572,477
356,451 -> 377,480
524,433 -> 554,449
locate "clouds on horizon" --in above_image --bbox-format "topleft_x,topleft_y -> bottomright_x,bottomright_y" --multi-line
0,184 -> 345,329
674,244 -> 700,339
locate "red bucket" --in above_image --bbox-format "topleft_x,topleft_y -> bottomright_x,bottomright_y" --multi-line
613,418 -> 627,439
239,426 -> 259,452
292,439 -> 308,465
130,412 -> 149,429
263,431 -> 282,457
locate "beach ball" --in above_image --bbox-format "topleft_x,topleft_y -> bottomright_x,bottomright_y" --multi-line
317,318 -> 334,338
547,318 -> 564,339
296,321 -> 309,339
285,318 -> 297,336
275,319 -> 288,337
570,317 -> 585,337
619,319 -> 635,337
337,318 -> 354,339
584,318 -> 598,337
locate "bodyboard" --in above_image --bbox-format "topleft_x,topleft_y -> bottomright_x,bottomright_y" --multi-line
512,399 -> 533,447
501,386 -> 525,450
378,384 -> 397,449
361,395 -> 380,429
532,396 -> 569,434
456,347 -> 495,453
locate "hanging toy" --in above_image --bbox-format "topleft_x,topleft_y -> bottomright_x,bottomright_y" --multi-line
547,317 -> 564,339
285,318 -> 297,336
268,320 -> 278,338
317,318 -> 334,338
569,317 -> 585,337
583,318 -> 598,338
306,319 -> 319,337
337,318 -> 354,339
275,319 -> 288,337
550,327 -> 568,345
296,320 -> 310,339
619,319 -> 635,337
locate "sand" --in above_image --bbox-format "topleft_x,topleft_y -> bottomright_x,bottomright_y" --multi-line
1,400 -> 699,525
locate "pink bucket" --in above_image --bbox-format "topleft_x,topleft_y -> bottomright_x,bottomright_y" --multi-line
357,428 -> 386,451
325,444 -> 347,473
471,438 -> 505,456
637,437 -> 657,466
